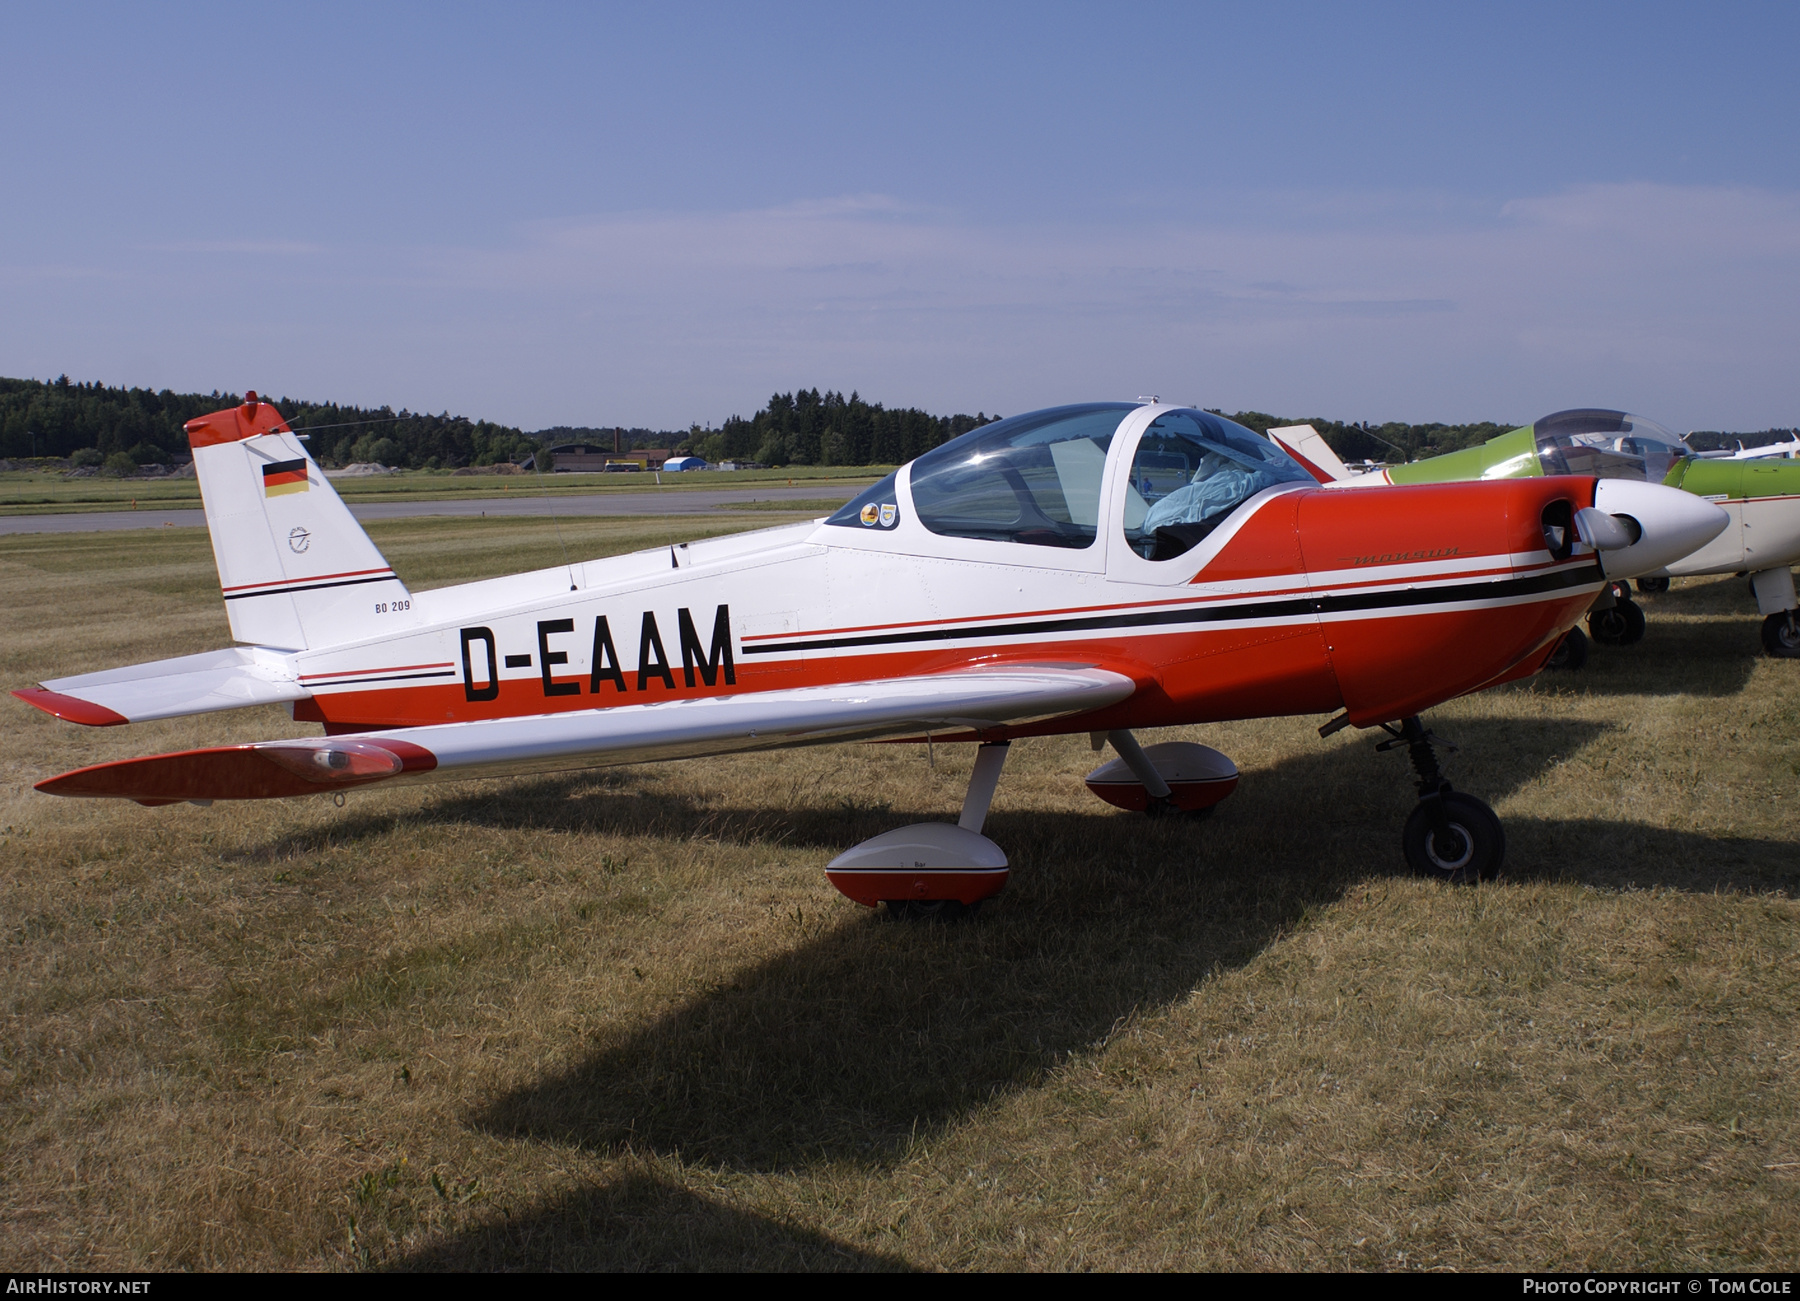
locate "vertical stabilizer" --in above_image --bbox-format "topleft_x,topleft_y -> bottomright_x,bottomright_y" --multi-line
184,395 -> 417,650
1268,424 -> 1354,484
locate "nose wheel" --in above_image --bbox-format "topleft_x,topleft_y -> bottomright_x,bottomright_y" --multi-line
1763,611 -> 1800,658
1401,792 -> 1506,884
1588,583 -> 1646,646
1377,716 -> 1505,884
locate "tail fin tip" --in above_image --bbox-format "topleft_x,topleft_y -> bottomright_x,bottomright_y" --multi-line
185,391 -> 291,449
1269,424 -> 1353,484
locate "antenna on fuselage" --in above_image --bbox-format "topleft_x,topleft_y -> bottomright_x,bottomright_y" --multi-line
532,435 -> 579,591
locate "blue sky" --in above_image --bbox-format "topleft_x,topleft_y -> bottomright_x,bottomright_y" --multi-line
2,2 -> 1796,430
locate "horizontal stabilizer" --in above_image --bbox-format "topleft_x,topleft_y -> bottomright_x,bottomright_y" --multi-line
16,647 -> 306,725
38,665 -> 1135,802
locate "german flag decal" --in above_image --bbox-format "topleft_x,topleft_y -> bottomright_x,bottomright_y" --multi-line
262,458 -> 308,498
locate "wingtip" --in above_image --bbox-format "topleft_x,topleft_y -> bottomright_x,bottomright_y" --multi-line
12,688 -> 129,726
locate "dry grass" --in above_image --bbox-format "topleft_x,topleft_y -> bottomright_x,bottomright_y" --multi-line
0,520 -> 1795,1271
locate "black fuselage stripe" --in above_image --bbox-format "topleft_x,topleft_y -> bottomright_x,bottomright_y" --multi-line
223,574 -> 399,601
304,670 -> 458,688
741,564 -> 1603,655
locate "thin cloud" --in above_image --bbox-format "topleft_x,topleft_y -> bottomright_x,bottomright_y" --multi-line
148,239 -> 327,256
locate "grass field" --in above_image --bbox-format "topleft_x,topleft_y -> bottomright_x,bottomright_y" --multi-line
0,464 -> 882,516
1,517 -> 1796,1271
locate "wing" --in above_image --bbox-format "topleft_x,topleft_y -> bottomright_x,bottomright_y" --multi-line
1726,439 -> 1800,461
36,665 -> 1136,804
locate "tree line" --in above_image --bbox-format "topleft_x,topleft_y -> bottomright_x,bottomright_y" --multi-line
695,388 -> 998,466
0,376 -> 535,470
5,375 -> 1793,472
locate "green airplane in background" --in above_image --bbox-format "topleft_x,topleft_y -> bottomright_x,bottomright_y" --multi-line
1269,409 -> 1800,662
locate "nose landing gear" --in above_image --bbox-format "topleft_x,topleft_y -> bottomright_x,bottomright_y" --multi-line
1587,582 -> 1646,646
1752,569 -> 1800,658
1377,716 -> 1505,884
1764,611 -> 1800,659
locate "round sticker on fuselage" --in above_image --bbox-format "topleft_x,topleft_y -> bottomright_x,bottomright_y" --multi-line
860,503 -> 880,526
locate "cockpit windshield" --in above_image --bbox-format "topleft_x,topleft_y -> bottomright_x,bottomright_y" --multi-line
908,403 -> 1133,548
1123,410 -> 1313,559
1533,408 -> 1688,484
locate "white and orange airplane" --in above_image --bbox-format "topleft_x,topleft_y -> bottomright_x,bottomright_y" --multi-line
14,396 -> 1725,909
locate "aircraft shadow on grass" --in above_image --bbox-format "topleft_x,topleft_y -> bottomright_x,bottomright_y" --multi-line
291,709 -> 1621,857
373,712 -> 1798,1268
1538,611 -> 1761,698
1540,571 -> 1783,700
388,1174 -> 912,1273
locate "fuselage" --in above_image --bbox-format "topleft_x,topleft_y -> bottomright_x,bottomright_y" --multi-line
289,404 -> 1610,737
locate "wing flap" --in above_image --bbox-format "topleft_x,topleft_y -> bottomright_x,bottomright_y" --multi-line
17,647 -> 306,725
36,665 -> 1135,802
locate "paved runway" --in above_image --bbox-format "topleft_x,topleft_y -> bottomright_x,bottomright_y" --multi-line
0,485 -> 860,535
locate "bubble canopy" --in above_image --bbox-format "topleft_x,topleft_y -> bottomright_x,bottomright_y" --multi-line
825,403 -> 1311,548
826,403 -> 1312,551
1532,408 -> 1689,484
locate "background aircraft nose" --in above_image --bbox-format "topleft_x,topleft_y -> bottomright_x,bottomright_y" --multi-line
1588,479 -> 1729,579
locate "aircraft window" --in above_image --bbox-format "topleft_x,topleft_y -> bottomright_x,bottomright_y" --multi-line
909,403 -> 1133,548
825,472 -> 901,531
1122,411 -> 1312,560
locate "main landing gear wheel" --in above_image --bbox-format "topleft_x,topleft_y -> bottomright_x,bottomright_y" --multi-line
883,899 -> 979,921
1588,592 -> 1646,646
826,744 -> 1013,918
1084,736 -> 1239,816
1636,576 -> 1670,595
1402,792 -> 1505,885
1375,715 -> 1506,885
1762,612 -> 1800,658
1544,627 -> 1589,671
